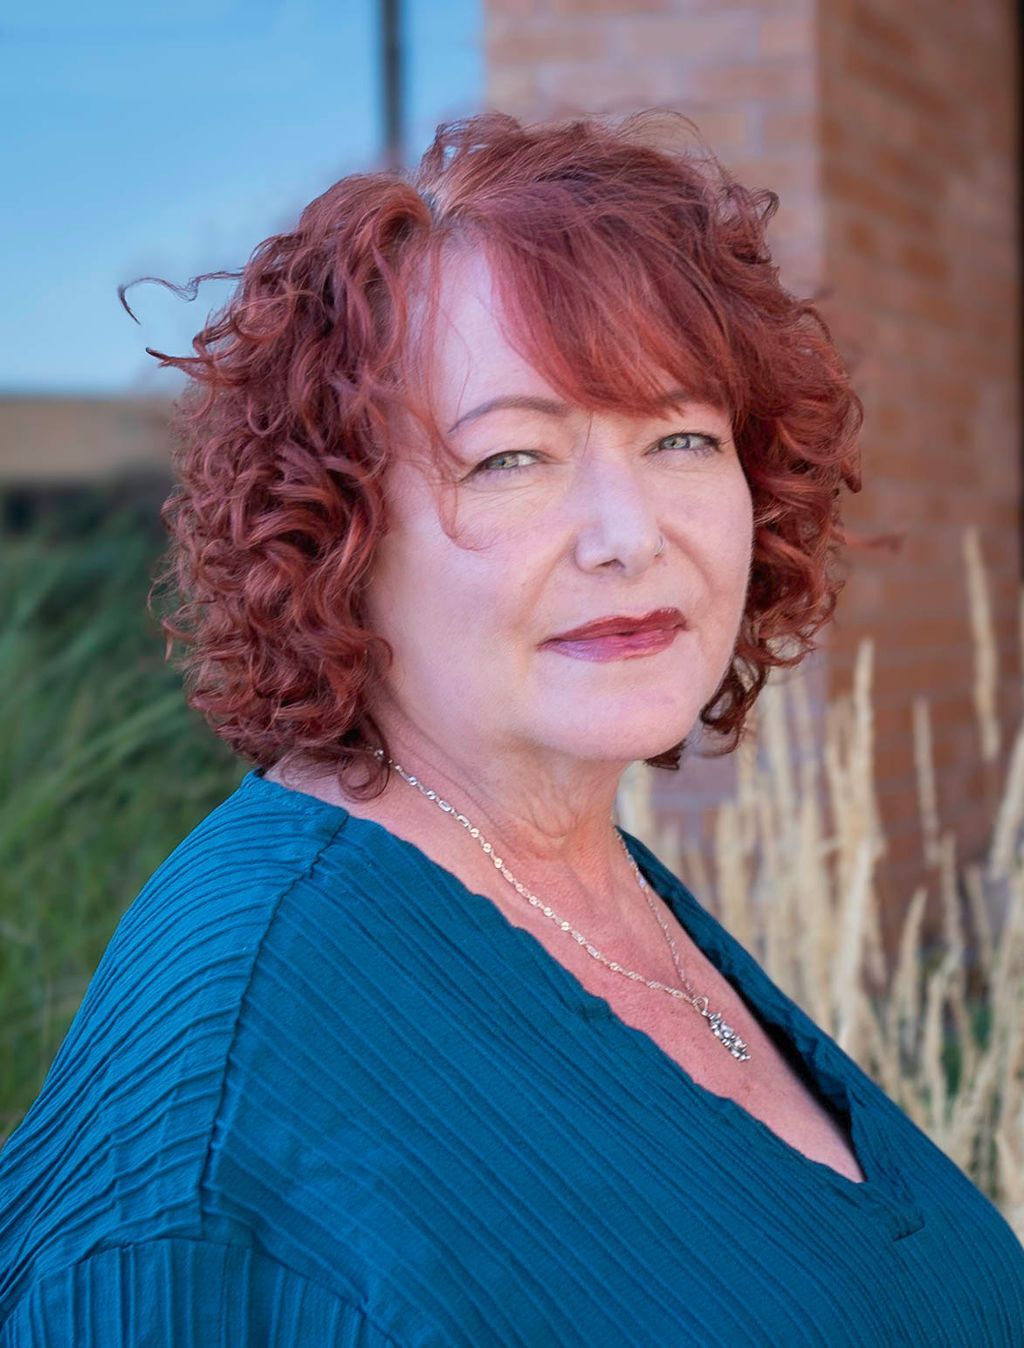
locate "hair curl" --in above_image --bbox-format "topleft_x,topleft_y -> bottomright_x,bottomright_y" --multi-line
122,108 -> 868,802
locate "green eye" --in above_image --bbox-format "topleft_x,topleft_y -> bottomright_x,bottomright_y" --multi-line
472,450 -> 538,476
657,432 -> 722,456
472,432 -> 723,479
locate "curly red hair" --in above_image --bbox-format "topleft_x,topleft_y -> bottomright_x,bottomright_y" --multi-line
123,108 -> 865,800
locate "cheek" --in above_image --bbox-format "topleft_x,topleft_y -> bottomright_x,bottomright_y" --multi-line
698,478 -> 754,587
405,539 -> 513,653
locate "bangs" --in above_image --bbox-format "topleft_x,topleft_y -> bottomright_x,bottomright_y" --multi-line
485,234 -> 741,425
397,226 -> 743,488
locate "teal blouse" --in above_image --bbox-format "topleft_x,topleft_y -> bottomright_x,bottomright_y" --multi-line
1,766 -> 1022,1345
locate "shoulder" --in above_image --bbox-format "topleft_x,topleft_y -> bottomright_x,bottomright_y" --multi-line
32,768 -> 360,1100
0,770 -> 372,1309
0,1234 -> 407,1346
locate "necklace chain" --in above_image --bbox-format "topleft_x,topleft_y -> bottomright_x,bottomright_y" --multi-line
372,748 -> 750,1063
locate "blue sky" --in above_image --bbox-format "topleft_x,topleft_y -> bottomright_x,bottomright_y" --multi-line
1,0 -> 481,395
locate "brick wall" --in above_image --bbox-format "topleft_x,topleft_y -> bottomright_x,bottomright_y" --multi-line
488,0 -> 823,287
484,0 -> 1022,942
816,0 -> 1021,939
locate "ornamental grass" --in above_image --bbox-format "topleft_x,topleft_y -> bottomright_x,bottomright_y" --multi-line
617,524 -> 1023,1240
2,500 -> 1021,1241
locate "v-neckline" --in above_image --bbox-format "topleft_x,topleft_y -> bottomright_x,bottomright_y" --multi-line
244,768 -> 926,1240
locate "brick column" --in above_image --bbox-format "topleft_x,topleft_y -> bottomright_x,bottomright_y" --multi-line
483,0 -> 1021,940
817,0 -> 1021,939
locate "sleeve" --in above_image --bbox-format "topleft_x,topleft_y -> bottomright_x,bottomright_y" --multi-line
0,1237 -> 401,1347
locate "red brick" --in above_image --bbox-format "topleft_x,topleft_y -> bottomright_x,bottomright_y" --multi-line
484,66 -> 540,110
486,23 -> 607,66
842,44 -> 957,123
488,0 -> 544,16
842,214 -> 887,261
549,0 -> 671,14
687,59 -> 816,104
848,6 -> 917,63
618,13 -> 757,64
761,105 -> 819,152
758,12 -> 815,60
826,162 -> 933,230
538,65 -> 698,116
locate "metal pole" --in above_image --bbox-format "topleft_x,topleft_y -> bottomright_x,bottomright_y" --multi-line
380,0 -> 405,170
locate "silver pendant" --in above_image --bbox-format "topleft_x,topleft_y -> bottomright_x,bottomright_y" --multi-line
708,1009 -> 751,1061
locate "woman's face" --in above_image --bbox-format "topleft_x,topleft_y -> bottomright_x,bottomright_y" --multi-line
362,247 -> 754,779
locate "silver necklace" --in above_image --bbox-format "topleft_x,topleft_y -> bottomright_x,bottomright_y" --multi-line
372,748 -> 750,1062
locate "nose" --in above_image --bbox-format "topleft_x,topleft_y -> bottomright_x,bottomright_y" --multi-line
569,454 -> 664,573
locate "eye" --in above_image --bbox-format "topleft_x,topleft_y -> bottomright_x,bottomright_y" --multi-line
654,431 -> 723,457
470,431 -> 723,479
471,450 -> 540,477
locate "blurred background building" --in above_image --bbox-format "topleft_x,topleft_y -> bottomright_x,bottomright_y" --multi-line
2,0 -> 1020,950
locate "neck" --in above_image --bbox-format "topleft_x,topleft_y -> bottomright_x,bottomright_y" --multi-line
274,724 -> 647,935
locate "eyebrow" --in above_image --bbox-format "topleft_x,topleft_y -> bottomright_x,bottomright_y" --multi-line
446,387 -> 697,435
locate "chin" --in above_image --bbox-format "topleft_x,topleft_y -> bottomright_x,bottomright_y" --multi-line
541,717 -> 698,764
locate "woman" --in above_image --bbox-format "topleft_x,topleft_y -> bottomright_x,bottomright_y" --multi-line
1,109 -> 1022,1346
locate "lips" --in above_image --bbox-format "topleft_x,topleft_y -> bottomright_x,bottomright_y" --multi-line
545,607 -> 685,642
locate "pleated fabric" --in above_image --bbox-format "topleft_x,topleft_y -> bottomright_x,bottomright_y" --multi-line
1,766 -> 1022,1347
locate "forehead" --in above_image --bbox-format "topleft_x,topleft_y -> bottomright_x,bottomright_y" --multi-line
406,242 -> 727,431
420,247 -> 547,419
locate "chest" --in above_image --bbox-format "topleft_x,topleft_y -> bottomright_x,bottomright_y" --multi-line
591,965 -> 867,1186
473,864 -> 869,1186
329,806 -> 869,1188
